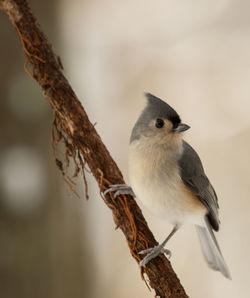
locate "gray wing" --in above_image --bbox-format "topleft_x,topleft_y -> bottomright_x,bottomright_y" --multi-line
179,141 -> 219,231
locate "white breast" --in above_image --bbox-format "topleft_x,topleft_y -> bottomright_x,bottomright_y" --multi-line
128,138 -> 206,226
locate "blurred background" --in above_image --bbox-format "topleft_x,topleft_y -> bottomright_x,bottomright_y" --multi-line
0,0 -> 250,297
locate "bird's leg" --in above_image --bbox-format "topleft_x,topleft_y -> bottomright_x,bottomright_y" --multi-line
139,225 -> 180,267
104,184 -> 136,198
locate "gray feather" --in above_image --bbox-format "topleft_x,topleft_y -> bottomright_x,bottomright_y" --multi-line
130,93 -> 180,143
196,218 -> 231,279
179,141 -> 220,231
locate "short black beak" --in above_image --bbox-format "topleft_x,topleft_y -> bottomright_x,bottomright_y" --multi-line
174,123 -> 190,132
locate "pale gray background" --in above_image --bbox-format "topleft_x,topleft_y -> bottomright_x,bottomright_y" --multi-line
0,1 -> 249,297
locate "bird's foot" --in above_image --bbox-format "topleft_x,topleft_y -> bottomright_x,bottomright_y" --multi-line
139,244 -> 172,267
103,184 -> 135,198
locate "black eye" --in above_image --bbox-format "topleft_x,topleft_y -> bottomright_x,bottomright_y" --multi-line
155,118 -> 164,128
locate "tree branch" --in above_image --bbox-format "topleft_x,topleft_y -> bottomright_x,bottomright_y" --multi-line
0,0 -> 188,297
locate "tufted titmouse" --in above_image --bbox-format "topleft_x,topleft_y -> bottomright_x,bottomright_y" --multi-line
105,93 -> 231,279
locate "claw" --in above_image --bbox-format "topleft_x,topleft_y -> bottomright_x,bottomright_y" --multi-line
139,247 -> 155,255
103,184 -> 135,198
139,245 -> 172,267
162,249 -> 172,259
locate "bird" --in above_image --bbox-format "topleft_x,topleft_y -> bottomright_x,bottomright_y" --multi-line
104,93 -> 231,279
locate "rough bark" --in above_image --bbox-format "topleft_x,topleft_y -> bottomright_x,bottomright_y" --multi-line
0,0 -> 188,297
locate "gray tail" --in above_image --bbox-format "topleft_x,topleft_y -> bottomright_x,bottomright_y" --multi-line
196,219 -> 231,279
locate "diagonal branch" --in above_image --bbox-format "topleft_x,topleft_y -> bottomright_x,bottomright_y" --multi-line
0,0 -> 188,297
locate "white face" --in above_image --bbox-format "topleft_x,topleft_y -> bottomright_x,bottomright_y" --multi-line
131,118 -> 185,153
150,118 -> 175,133
140,117 -> 182,147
